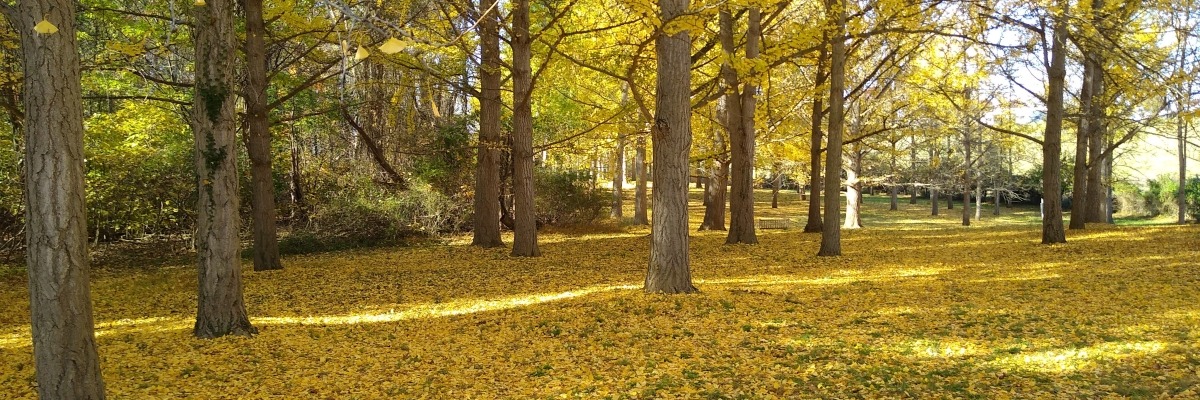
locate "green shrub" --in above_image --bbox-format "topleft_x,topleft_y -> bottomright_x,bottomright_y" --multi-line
1186,176 -> 1200,223
533,168 -> 607,226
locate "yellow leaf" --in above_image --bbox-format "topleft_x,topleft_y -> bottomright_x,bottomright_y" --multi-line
378,38 -> 406,55
33,19 -> 57,35
354,46 -> 369,61
194,0 -> 206,5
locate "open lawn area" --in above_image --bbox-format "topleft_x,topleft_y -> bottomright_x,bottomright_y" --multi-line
1,191 -> 1199,398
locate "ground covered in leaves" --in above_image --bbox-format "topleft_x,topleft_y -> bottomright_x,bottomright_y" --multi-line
1,194 -> 1199,398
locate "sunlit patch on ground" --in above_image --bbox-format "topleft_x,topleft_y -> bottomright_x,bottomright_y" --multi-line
0,194 -> 1198,398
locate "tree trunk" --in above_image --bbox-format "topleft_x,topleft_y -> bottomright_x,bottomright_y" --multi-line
889,185 -> 898,211
771,168 -> 781,209
962,131 -> 972,227
994,188 -> 1001,216
700,131 -> 728,231
723,7 -> 760,245
645,0 -> 695,293
510,0 -> 540,257
931,188 -> 939,216
818,0 -> 846,257
1041,3 -> 1069,244
947,191 -> 953,209
288,114 -> 307,223
472,0 -> 504,247
634,136 -> 649,225
17,1 -> 107,395
612,135 -> 625,218
909,145 -> 918,205
843,150 -> 862,229
695,165 -> 704,189
804,36 -> 828,234
1068,60 -> 1094,229
1084,0 -> 1108,224
974,183 -> 982,221
243,0 -> 282,271
1180,118 -> 1188,224
193,0 -> 256,339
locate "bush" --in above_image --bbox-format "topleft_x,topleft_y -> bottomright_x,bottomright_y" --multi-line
533,168 -> 607,226
282,176 -> 470,255
1187,176 -> 1200,223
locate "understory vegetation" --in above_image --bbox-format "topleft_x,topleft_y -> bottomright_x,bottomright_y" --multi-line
1,193 -> 1197,398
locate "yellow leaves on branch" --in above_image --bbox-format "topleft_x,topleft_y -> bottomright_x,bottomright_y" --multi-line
378,38 -> 408,54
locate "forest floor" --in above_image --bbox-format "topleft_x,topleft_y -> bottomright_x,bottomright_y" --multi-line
1,190 -> 1199,398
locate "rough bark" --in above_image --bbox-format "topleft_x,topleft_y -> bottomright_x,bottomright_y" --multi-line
804,36 -> 828,234
511,0 -> 540,257
612,135 -> 625,218
645,0 -> 695,293
818,0 -> 846,257
193,0 -> 256,338
1084,0 -> 1109,224
243,0 -> 282,271
17,0 -> 107,395
723,7 -> 760,245
634,136 -> 649,225
1041,4 -> 1069,244
1069,56 -> 1095,230
472,0 -> 504,247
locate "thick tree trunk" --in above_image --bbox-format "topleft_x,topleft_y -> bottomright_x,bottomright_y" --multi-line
243,0 -> 282,271
695,165 -> 704,189
472,0 -> 504,247
1085,0 -> 1108,224
723,7 -> 760,245
612,135 -> 625,218
1041,4 -> 1069,244
17,1 -> 106,396
510,0 -> 539,257
947,191 -> 953,209
818,0 -> 846,257
193,0 -> 255,338
1069,66 -> 1093,229
804,37 -> 828,234
645,0 -> 695,293
634,136 -> 649,225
